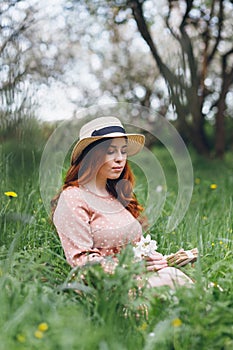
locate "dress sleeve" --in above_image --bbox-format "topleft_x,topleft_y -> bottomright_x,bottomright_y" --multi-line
53,187 -> 104,267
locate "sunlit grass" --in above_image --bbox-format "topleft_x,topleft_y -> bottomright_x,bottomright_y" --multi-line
0,141 -> 233,349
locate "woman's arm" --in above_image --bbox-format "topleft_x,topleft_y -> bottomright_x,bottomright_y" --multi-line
53,187 -> 104,267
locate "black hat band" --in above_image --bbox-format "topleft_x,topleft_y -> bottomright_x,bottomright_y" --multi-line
91,126 -> 126,136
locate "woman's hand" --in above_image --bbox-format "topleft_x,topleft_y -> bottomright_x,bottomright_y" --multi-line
145,252 -> 168,271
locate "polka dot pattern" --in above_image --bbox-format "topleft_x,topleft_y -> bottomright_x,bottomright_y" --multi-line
53,186 -> 142,267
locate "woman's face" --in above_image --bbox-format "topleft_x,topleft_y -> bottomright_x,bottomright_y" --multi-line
96,137 -> 128,181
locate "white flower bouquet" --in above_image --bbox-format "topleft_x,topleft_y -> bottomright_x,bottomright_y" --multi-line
133,234 -> 158,261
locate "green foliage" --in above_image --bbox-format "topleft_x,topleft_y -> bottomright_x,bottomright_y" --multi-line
0,136 -> 233,349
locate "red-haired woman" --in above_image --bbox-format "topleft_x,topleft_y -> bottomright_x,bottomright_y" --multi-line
52,117 -> 193,288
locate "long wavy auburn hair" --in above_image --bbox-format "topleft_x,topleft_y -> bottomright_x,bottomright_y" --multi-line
51,137 -> 144,220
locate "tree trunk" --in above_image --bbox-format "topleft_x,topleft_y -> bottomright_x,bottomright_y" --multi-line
215,51 -> 233,158
192,123 -> 210,156
215,87 -> 226,158
215,104 -> 225,159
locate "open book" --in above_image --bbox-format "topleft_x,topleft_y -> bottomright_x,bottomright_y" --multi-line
165,248 -> 198,267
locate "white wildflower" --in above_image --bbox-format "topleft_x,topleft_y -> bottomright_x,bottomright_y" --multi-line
133,234 -> 158,261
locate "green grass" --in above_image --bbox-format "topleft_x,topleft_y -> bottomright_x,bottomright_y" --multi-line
0,141 -> 233,350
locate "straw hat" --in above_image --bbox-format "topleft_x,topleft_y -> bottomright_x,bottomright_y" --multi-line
71,117 -> 145,163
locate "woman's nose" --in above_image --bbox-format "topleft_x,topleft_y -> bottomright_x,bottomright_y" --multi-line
115,151 -> 124,161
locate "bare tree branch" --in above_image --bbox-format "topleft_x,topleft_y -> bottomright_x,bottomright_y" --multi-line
127,0 -> 184,90
208,0 -> 224,64
165,1 -> 180,41
179,0 -> 198,88
0,12 -> 34,55
165,1 -> 188,78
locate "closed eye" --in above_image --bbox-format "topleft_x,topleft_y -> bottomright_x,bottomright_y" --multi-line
107,145 -> 128,155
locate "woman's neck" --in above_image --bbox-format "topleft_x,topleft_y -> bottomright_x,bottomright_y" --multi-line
83,178 -> 109,196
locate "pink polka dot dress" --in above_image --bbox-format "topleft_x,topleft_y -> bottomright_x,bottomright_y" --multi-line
53,186 -> 142,267
53,186 -> 193,288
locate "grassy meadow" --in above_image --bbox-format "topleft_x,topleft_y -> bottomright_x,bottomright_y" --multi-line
0,128 -> 233,350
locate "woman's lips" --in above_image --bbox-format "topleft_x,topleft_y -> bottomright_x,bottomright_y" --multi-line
112,167 -> 123,171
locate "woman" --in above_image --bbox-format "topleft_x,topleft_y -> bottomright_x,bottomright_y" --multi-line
52,116 -> 193,288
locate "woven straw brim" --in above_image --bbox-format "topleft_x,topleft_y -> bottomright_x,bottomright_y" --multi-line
71,133 -> 145,164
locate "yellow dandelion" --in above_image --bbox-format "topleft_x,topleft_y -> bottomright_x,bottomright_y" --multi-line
4,191 -> 18,198
38,322 -> 49,332
16,334 -> 26,343
195,178 -> 201,185
219,241 -> 223,245
210,184 -> 217,190
34,330 -> 44,339
172,318 -> 182,327
138,322 -> 148,331
211,242 -> 215,247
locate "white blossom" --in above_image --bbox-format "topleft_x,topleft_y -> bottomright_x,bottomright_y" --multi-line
133,234 -> 158,261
